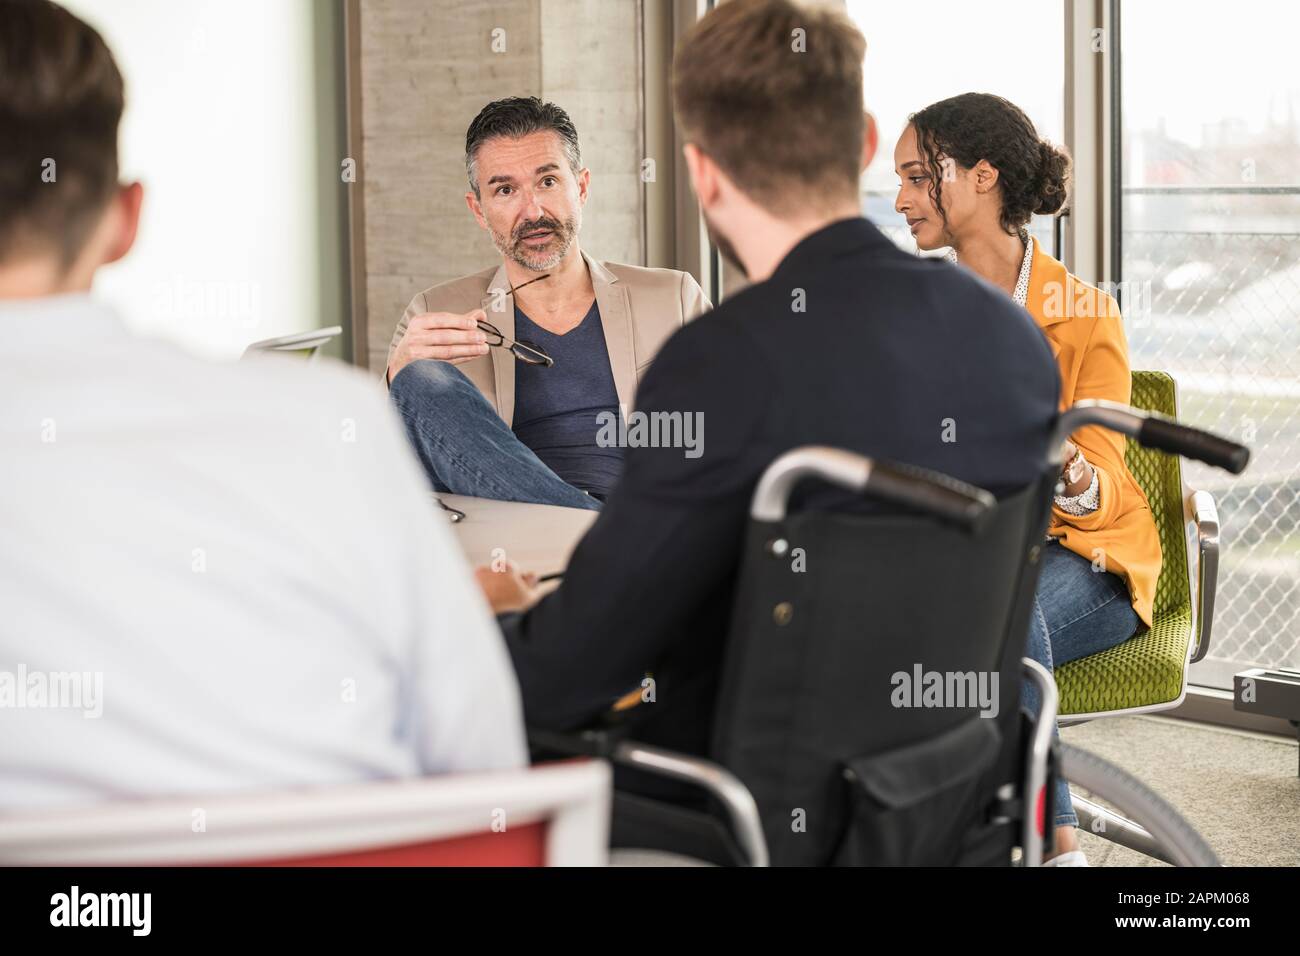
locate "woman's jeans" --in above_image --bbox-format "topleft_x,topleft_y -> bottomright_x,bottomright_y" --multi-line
1022,541 -> 1140,829
389,360 -> 601,511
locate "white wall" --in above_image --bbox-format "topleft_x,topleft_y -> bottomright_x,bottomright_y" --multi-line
61,0 -> 339,360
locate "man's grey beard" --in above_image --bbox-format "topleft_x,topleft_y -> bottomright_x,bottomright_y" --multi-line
490,211 -> 581,272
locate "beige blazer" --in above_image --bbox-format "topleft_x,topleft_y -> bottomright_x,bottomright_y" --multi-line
385,251 -> 711,426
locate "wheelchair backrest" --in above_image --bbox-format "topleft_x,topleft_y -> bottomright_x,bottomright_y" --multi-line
710,473 -> 1057,866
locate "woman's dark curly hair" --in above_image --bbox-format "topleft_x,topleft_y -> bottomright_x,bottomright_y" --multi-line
908,92 -> 1070,238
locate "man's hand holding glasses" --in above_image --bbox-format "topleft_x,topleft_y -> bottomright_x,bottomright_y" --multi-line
387,273 -> 555,383
387,309 -> 492,383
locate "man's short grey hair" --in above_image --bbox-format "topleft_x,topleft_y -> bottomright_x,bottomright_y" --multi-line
465,96 -> 582,198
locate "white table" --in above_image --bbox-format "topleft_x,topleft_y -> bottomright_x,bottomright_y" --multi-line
437,494 -> 598,578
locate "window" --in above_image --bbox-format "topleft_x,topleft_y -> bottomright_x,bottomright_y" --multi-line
850,0 -> 1065,255
1118,0 -> 1300,688
712,0 -> 1066,298
59,0 -> 347,360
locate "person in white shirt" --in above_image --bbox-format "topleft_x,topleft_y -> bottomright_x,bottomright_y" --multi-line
0,0 -> 526,811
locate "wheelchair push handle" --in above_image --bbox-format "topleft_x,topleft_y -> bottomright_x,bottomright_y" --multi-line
1137,416 -> 1250,475
1053,399 -> 1250,475
866,460 -> 996,532
750,446 -> 994,531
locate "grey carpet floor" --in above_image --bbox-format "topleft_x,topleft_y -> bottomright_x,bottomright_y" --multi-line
1061,716 -> 1299,866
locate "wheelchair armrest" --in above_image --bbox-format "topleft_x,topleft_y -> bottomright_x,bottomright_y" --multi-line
1187,488 -> 1220,664
527,725 -> 625,760
609,742 -> 769,867
528,716 -> 770,866
527,692 -> 646,759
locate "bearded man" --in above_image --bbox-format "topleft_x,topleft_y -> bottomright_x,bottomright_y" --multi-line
385,97 -> 710,508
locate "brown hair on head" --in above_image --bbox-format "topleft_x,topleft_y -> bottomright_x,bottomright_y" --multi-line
0,0 -> 125,267
671,0 -> 867,217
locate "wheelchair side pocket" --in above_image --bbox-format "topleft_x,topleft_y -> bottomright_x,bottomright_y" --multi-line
834,716 -> 1002,866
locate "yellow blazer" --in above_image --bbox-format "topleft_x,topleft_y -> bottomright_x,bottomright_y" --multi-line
1024,241 -> 1161,627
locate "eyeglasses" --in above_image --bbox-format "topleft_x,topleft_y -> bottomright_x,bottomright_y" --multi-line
435,497 -> 466,522
479,273 -> 555,368
476,319 -> 553,367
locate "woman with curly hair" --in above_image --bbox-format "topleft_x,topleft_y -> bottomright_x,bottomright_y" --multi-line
894,93 -> 1162,866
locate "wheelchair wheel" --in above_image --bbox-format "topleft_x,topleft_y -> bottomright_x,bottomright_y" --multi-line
1059,743 -> 1219,867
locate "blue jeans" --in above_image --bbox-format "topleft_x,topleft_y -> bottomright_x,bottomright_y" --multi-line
1022,541 -> 1140,829
389,360 -> 601,511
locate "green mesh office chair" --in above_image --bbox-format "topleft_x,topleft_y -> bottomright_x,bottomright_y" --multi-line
1052,372 -> 1230,862
1055,371 -> 1220,723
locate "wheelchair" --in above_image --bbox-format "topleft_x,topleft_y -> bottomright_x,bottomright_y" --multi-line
530,401 -> 1249,866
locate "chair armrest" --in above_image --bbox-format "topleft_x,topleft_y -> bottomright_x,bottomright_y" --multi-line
1187,488 -> 1220,664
